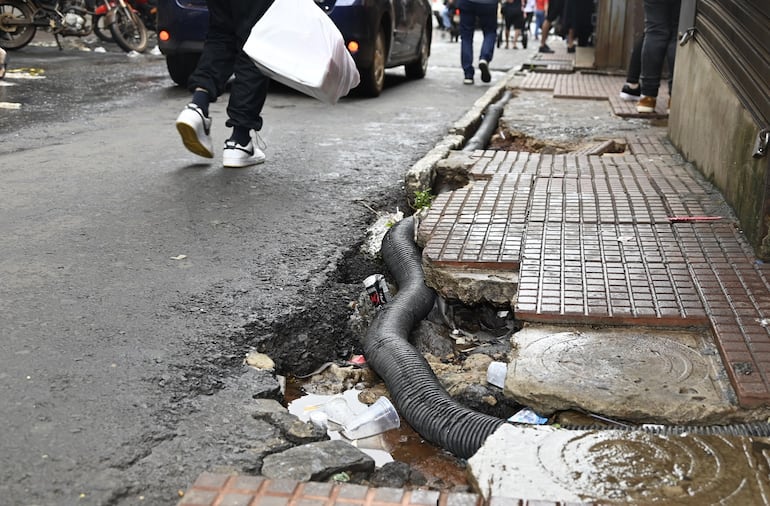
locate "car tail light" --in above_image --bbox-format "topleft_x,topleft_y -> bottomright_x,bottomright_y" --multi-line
347,40 -> 359,53
158,30 -> 170,42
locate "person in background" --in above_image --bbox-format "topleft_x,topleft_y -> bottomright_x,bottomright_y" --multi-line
442,0 -> 452,31
501,0 -> 525,49
523,0 -> 536,37
458,0 -> 498,84
175,0 -> 273,168
637,0 -> 680,113
538,0 -> 575,53
534,0 -> 546,38
619,35 -> 643,101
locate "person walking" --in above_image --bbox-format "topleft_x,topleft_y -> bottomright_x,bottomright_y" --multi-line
534,0 -> 546,38
458,0 -> 498,84
523,0 -> 536,37
175,0 -> 274,168
619,35 -> 644,101
501,0 -> 525,49
637,0 -> 681,113
538,0 -> 575,53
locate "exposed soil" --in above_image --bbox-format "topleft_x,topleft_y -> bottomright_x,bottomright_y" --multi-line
488,128 -> 576,153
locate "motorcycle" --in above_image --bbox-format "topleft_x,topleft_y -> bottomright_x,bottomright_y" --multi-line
0,0 -> 148,53
92,0 -> 155,45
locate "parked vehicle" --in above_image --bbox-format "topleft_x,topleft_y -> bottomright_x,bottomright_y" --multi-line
0,0 -> 148,52
156,0 -> 432,97
93,0 -> 157,44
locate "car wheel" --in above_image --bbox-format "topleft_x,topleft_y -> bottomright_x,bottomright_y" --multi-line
404,20 -> 430,80
359,27 -> 386,97
166,53 -> 201,87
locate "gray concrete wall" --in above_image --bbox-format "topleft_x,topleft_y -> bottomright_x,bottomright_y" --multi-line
669,42 -> 770,259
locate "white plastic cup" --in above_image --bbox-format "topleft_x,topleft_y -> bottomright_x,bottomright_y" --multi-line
342,397 -> 400,440
486,361 -> 507,388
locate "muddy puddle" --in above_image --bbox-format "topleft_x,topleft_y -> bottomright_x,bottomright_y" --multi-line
470,424 -> 770,504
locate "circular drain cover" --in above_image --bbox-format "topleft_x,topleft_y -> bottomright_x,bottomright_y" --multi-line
507,326 -> 731,423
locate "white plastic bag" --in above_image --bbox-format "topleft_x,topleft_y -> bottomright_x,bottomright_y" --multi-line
243,0 -> 360,104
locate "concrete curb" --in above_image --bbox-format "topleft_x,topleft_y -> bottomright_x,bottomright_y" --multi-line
403,68 -> 520,200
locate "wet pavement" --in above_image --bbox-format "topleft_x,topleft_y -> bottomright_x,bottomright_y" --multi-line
177,36 -> 770,505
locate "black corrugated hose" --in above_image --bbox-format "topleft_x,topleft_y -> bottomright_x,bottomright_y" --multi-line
363,216 -> 505,459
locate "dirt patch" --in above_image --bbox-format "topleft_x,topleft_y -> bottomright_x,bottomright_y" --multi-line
242,244 -> 385,377
488,128 -> 576,153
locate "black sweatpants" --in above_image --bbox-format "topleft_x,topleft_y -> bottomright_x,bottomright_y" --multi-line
188,0 -> 274,131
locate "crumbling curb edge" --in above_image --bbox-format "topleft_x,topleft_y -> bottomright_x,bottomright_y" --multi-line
404,68 -> 520,199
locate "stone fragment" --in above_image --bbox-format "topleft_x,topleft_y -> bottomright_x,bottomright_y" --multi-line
260,440 -> 375,482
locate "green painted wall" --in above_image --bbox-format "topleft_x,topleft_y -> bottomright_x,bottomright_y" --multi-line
669,42 -> 770,259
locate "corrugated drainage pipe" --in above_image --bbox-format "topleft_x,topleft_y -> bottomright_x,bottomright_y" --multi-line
363,216 -> 506,459
463,90 -> 513,152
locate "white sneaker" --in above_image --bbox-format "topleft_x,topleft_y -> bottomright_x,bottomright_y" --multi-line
222,139 -> 265,168
175,104 -> 213,158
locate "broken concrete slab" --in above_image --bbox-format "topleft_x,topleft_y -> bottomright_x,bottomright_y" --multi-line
504,324 -> 748,425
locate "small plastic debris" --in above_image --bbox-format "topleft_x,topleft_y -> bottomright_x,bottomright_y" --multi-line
508,407 -> 548,425
342,397 -> 400,440
486,361 -> 507,388
348,354 -> 367,366
363,274 -> 390,307
170,254 -> 187,260
322,397 -> 354,425
309,410 -> 328,430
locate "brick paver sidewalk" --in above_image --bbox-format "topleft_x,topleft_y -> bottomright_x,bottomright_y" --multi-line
420,136 -> 770,408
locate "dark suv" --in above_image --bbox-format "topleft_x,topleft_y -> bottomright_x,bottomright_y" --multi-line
157,0 -> 432,97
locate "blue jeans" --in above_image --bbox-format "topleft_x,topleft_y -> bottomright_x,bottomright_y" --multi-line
442,7 -> 451,28
534,10 -> 544,37
458,0 -> 498,79
640,0 -> 681,97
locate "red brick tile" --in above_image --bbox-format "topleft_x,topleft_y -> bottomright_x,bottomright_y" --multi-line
193,472 -> 231,489
178,489 -> 218,506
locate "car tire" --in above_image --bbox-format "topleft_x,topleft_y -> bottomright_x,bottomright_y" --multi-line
404,20 -> 430,80
358,27 -> 386,97
166,53 -> 201,87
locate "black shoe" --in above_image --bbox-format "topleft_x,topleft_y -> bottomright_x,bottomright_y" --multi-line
479,59 -> 491,83
539,44 -> 554,53
619,83 -> 641,101
567,45 -> 576,53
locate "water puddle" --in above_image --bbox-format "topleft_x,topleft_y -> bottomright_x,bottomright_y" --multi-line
469,424 -> 770,503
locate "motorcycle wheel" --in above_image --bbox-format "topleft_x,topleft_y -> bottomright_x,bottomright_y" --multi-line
0,0 -> 36,50
93,14 -> 114,43
109,6 -> 147,53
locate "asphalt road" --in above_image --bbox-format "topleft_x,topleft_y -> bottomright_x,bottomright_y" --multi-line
0,30 -> 531,505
